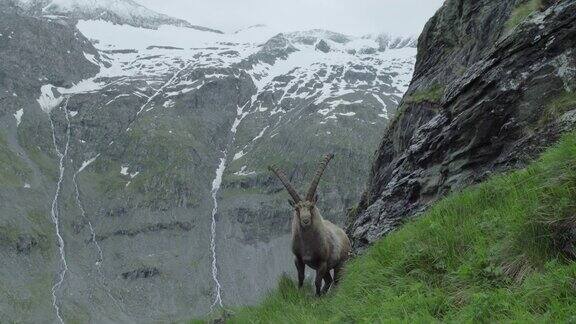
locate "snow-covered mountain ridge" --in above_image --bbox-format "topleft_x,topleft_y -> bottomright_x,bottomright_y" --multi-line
14,0 -> 223,31
38,18 -> 416,125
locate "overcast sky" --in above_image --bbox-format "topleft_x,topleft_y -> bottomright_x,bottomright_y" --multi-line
137,0 -> 445,36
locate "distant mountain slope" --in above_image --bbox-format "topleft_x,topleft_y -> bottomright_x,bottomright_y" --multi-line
0,6 -> 106,322
0,3 -> 418,322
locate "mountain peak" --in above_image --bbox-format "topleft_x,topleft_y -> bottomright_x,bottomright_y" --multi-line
362,33 -> 418,51
17,0 -> 223,32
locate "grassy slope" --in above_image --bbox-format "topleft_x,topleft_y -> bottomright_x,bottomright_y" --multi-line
0,133 -> 32,187
228,131 -> 576,323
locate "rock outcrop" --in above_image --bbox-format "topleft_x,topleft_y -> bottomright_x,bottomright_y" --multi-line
349,0 -> 576,251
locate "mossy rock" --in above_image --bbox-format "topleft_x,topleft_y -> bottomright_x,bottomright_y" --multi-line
540,90 -> 576,126
505,0 -> 544,31
405,84 -> 445,104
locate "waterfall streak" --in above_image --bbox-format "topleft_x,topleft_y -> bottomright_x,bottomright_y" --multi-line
136,61 -> 194,116
49,99 -> 71,324
209,155 -> 226,309
208,101 -> 251,311
72,171 -> 103,269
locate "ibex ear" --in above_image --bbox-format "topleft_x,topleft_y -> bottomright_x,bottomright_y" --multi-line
288,199 -> 296,207
312,193 -> 319,204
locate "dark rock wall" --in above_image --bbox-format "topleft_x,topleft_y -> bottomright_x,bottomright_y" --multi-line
349,0 -> 576,250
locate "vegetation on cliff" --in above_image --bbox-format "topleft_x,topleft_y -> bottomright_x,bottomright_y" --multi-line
228,131 -> 576,323
405,84 -> 445,104
506,0 -> 544,30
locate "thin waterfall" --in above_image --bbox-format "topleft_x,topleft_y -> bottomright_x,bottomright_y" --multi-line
208,102 -> 251,311
48,98 -> 71,324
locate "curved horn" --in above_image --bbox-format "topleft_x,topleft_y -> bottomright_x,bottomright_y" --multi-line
268,165 -> 302,203
306,154 -> 334,201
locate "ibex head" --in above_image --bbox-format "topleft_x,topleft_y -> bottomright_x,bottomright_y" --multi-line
268,154 -> 334,227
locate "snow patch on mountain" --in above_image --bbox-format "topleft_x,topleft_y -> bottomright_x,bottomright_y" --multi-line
14,109 -> 24,126
38,85 -> 64,113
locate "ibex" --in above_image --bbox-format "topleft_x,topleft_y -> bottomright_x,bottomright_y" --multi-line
269,154 -> 351,296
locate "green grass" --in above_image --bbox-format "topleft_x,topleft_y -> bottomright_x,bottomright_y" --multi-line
0,133 -> 32,187
505,0 -> 543,31
541,90 -> 576,126
0,209 -> 53,257
226,131 -> 576,323
405,84 -> 445,104
89,158 -> 128,197
87,115 -> 205,209
0,208 -> 54,321
17,123 -> 58,181
123,122 -> 203,209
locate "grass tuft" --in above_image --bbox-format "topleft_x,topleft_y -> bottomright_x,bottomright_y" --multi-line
405,84 -> 445,104
225,131 -> 576,323
505,0 -> 543,31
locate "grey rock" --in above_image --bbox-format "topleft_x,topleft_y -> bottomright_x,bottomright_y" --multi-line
315,39 -> 331,53
95,221 -> 194,242
374,33 -> 418,51
146,45 -> 184,50
122,267 -> 160,280
16,234 -> 37,254
289,30 -> 351,45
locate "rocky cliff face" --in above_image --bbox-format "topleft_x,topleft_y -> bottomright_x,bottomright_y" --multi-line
0,4 -> 417,322
349,0 -> 576,250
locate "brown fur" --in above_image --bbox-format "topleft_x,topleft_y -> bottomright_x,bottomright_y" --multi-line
269,155 -> 351,295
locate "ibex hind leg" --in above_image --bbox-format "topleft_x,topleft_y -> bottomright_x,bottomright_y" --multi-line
322,270 -> 333,294
334,264 -> 344,285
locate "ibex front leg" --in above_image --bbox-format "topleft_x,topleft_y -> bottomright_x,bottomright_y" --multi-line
295,256 -> 305,288
315,262 -> 328,296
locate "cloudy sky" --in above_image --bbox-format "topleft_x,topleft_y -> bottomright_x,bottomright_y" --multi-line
137,0 -> 445,36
